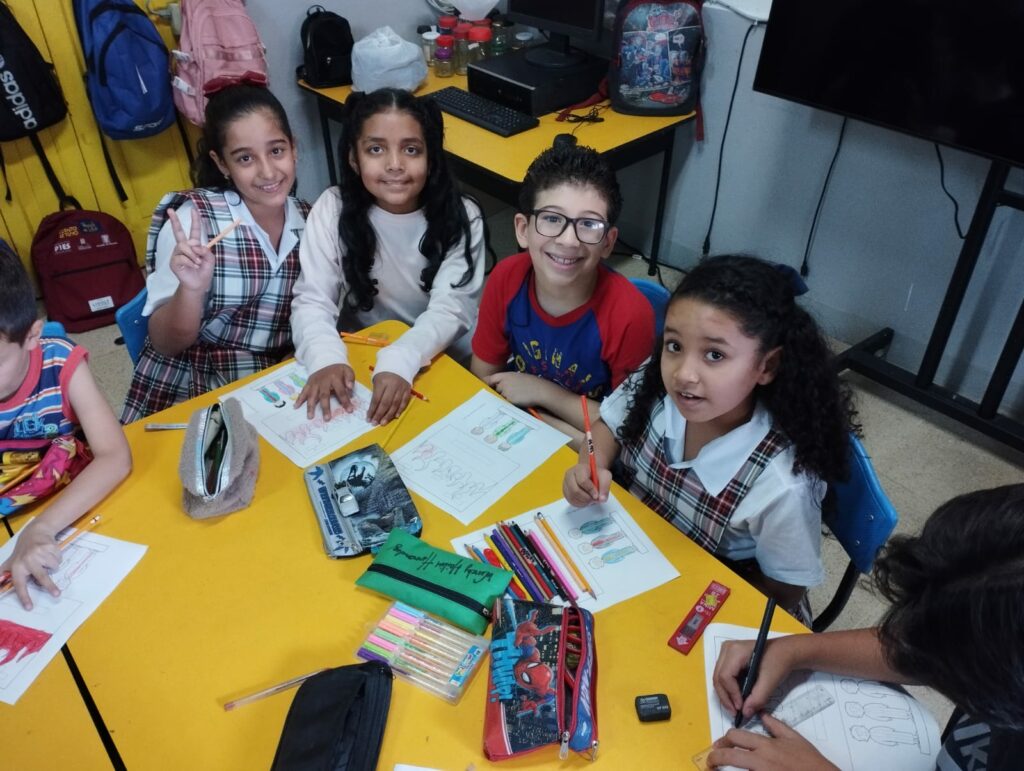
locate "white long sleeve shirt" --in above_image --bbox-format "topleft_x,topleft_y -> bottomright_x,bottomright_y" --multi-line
290,187 -> 486,384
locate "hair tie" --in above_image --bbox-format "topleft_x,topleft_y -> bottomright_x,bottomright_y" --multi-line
772,262 -> 809,297
203,71 -> 269,98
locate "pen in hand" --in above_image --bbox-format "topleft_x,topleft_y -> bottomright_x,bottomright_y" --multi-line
734,597 -> 777,728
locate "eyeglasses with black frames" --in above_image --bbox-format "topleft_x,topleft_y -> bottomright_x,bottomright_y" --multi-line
530,209 -> 610,244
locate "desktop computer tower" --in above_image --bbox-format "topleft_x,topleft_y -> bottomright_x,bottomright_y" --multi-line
467,49 -> 607,117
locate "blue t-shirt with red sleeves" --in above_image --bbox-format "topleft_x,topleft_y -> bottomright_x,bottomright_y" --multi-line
0,337 -> 85,441
472,252 -> 654,399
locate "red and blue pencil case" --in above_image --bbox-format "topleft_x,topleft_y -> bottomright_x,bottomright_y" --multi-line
483,599 -> 598,761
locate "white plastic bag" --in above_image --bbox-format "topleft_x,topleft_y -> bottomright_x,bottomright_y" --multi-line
351,26 -> 427,93
451,0 -> 498,19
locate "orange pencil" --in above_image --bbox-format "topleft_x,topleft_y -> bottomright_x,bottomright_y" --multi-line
0,514 -> 102,597
341,332 -> 389,347
536,511 -> 597,601
204,217 -> 241,249
580,396 -> 599,490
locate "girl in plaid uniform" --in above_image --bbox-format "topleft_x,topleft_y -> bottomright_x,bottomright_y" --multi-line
291,88 -> 486,428
564,255 -> 858,622
121,85 -> 310,422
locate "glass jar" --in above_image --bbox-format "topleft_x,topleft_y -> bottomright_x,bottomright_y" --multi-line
434,45 -> 454,77
421,30 -> 440,66
512,31 -> 534,51
453,23 -> 473,75
468,26 -> 492,59
437,15 -> 458,35
490,19 -> 509,57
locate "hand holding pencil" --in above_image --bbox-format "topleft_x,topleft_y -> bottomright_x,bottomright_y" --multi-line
562,397 -> 612,507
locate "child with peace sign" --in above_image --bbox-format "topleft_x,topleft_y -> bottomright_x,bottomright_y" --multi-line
121,84 -> 310,422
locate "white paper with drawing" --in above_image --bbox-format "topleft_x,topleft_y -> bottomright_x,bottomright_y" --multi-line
389,390 -> 569,525
703,623 -> 940,771
223,361 -> 376,467
0,527 -> 145,705
450,495 -> 679,612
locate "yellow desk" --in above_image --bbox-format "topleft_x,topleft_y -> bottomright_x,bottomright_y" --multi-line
299,70 -> 693,274
60,320 -> 803,768
1,517 -> 114,770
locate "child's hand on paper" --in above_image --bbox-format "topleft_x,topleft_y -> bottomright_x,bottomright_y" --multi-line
562,462 -> 611,507
484,371 -> 545,406
166,208 -> 215,295
296,364 -> 356,419
367,371 -> 411,426
1,519 -> 63,610
707,714 -> 838,771
713,639 -> 794,723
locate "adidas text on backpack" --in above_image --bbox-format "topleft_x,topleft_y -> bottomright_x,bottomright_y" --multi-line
609,0 -> 705,117
31,208 -> 145,332
74,0 -> 176,139
172,0 -> 269,126
297,5 -> 353,88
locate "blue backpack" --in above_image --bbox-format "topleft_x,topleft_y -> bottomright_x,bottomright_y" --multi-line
73,0 -> 175,140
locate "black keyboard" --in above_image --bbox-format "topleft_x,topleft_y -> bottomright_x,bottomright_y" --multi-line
428,86 -> 539,138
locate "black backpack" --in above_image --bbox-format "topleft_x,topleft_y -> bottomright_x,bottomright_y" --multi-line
0,1 -> 78,208
296,5 -> 353,88
608,0 -> 705,117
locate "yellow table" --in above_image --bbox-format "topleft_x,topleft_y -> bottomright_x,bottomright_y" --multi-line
1,516 -> 115,770
56,321 -> 803,768
298,70 -> 694,275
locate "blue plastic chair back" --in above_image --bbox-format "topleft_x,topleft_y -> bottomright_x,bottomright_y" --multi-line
115,288 -> 149,365
630,278 -> 671,336
40,321 -> 66,337
825,434 -> 899,574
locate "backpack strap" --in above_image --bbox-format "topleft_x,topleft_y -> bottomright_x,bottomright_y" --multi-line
27,134 -> 80,210
175,112 -> 195,165
0,147 -> 11,203
97,133 -> 129,202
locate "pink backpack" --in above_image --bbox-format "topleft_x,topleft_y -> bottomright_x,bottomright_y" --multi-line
171,0 -> 269,126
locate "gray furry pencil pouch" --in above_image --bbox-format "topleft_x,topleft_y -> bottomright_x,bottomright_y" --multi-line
178,397 -> 259,519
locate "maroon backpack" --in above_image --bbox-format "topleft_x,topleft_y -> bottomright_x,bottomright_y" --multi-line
30,209 -> 144,332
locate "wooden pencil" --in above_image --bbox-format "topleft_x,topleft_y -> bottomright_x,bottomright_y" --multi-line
536,512 -> 597,601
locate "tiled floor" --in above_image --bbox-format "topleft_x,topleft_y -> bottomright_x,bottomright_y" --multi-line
75,192 -> 1024,731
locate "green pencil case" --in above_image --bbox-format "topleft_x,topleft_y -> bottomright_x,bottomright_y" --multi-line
355,529 -> 512,634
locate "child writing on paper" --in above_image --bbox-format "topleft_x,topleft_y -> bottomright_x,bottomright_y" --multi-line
710,484 -> 1024,771
291,88 -> 486,426
121,83 -> 310,422
563,255 -> 857,622
470,144 -> 654,444
0,250 -> 131,610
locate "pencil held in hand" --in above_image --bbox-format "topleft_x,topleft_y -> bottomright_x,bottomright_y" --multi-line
734,597 -> 777,727
580,396 -> 599,490
204,217 -> 241,249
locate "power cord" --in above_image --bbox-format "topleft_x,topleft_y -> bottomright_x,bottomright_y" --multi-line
800,117 -> 847,277
934,144 -> 966,239
702,22 -> 760,257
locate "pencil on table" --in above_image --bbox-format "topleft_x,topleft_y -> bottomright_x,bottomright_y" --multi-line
224,668 -> 328,711
536,512 -> 597,601
527,529 -> 579,602
204,217 -> 241,249
483,533 -> 533,601
341,332 -> 389,347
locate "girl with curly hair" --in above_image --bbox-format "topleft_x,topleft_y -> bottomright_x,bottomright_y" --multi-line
291,88 -> 486,426
563,255 -> 858,621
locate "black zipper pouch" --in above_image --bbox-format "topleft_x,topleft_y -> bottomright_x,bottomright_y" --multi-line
271,661 -> 393,771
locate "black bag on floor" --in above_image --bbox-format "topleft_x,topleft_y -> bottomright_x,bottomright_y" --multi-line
271,661 -> 393,771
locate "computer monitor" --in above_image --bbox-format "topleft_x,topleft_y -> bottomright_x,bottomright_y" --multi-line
505,0 -> 604,68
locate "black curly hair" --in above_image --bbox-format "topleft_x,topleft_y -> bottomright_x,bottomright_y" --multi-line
336,88 -> 478,314
875,484 -> 1024,737
192,84 -> 295,191
617,255 -> 859,482
518,144 -> 623,225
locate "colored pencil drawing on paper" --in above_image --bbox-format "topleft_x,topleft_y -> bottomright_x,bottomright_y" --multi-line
223,361 -> 377,467
0,530 -> 145,704
450,495 -> 679,613
390,390 -> 569,526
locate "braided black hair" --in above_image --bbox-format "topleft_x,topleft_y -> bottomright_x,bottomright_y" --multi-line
618,254 -> 859,482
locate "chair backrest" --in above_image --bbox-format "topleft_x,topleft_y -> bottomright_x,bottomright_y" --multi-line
115,288 -> 149,365
41,320 -> 66,337
825,434 -> 899,574
629,278 -> 671,337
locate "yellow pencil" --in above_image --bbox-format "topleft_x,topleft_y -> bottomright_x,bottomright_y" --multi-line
204,217 -> 241,249
482,533 -> 532,600
0,514 -> 102,598
536,512 -> 596,600
341,332 -> 389,347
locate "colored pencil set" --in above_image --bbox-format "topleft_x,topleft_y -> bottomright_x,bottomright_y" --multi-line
356,601 -> 488,704
464,514 -> 597,604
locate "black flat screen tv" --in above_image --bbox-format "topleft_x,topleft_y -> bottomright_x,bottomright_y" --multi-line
753,1 -> 1024,167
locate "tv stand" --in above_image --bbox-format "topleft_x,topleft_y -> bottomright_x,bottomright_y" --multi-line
835,159 -> 1024,452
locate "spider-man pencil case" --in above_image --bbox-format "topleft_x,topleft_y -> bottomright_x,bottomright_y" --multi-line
483,599 -> 598,762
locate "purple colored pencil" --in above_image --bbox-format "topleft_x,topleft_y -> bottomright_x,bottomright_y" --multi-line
490,529 -> 547,602
527,529 -> 578,602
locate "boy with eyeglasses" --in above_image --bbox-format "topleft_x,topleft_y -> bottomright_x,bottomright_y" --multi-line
471,144 -> 654,444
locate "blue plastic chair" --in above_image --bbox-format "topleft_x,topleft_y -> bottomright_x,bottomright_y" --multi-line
812,434 -> 899,632
40,320 -> 66,337
630,278 -> 671,336
115,288 -> 149,365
